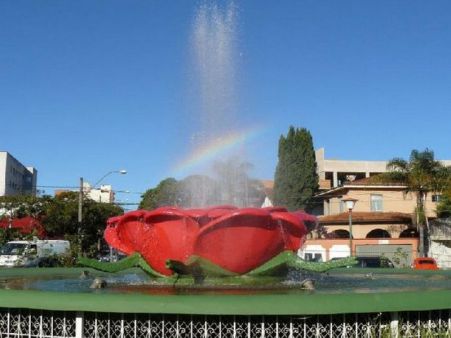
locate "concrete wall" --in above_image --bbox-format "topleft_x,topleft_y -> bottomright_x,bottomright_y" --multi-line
316,148 -> 387,187
429,241 -> 451,269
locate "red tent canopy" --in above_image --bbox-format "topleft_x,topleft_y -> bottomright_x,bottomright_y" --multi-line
0,216 -> 46,238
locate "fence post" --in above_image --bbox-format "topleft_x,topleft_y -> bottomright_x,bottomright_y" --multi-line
390,312 -> 399,338
75,312 -> 84,338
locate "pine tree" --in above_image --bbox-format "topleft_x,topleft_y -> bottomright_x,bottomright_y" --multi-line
273,126 -> 319,211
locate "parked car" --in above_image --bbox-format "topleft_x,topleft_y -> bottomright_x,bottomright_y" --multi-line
353,256 -> 395,268
412,257 -> 439,270
0,240 -> 70,267
97,249 -> 127,263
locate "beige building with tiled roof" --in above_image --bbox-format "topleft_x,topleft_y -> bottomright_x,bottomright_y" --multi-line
316,177 -> 440,219
302,177 -> 426,266
300,149 -> 450,265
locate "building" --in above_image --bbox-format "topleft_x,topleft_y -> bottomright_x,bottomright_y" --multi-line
262,148 -> 451,266
316,148 -> 387,190
307,146 -> 451,266
0,152 -> 37,196
316,177 -> 439,219
84,183 -> 115,203
55,182 -> 116,203
315,147 -> 451,191
300,177 -> 426,266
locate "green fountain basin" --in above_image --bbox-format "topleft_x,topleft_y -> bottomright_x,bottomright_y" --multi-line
0,267 -> 450,315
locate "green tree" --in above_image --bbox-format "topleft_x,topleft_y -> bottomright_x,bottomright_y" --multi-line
0,193 -> 122,257
0,228 -> 24,246
273,126 -> 319,211
42,192 -> 80,237
139,178 -> 180,210
437,187 -> 451,218
384,149 -> 449,256
43,192 -> 123,256
81,199 -> 123,255
0,195 -> 51,219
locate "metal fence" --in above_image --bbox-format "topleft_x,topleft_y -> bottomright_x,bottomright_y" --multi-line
1,308 -> 450,338
0,310 -> 76,338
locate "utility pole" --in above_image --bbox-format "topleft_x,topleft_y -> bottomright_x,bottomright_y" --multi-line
348,209 -> 353,256
78,177 -> 83,254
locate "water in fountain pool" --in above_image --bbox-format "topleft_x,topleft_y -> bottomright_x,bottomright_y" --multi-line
1,270 -> 449,295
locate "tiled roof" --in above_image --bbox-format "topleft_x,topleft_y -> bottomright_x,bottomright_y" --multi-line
319,212 -> 412,225
260,180 -> 274,198
260,180 -> 274,189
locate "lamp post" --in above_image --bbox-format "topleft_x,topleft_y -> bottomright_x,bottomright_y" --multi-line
342,196 -> 358,257
93,170 -> 127,188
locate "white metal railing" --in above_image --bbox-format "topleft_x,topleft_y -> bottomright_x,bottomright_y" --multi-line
0,309 -> 450,337
0,310 -> 76,337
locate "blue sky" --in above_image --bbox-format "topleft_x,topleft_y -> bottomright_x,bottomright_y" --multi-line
1,1 -> 451,206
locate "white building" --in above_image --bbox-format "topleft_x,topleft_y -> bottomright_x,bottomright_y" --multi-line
0,152 -> 37,196
83,182 -> 115,203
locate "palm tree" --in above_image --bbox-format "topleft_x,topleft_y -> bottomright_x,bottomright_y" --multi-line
384,149 -> 449,256
386,149 -> 445,224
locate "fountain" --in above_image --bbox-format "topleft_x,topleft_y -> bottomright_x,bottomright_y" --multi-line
1,205 -> 449,337
0,2 -> 450,337
100,206 -> 317,276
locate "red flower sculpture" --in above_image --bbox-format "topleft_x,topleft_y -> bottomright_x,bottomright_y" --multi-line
104,206 -> 316,276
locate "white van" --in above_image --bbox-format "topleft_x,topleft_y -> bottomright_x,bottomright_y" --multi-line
0,240 -> 70,267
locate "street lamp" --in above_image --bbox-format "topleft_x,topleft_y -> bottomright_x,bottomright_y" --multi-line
93,170 -> 127,188
342,196 -> 358,257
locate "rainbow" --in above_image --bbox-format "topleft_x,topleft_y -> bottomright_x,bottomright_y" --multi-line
172,126 -> 265,176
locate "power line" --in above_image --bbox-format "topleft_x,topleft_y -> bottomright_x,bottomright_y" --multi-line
35,185 -> 78,189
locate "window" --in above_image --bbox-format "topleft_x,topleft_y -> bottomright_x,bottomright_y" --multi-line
305,253 -> 323,262
432,195 -> 442,202
339,198 -> 344,213
370,194 -> 383,212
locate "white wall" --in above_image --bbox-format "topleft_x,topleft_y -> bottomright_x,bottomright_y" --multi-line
298,245 -> 327,262
429,241 -> 451,269
329,244 -> 350,259
0,152 -> 7,196
0,152 -> 37,197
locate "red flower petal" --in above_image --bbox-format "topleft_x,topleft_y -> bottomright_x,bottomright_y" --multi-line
292,211 -> 318,232
140,208 -> 199,275
193,208 -> 285,274
105,212 -> 144,255
262,206 -> 288,213
104,224 -> 135,255
105,206 -> 313,276
270,211 -> 307,251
